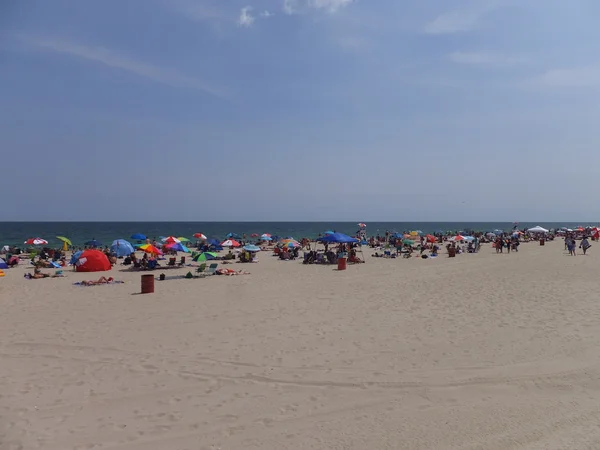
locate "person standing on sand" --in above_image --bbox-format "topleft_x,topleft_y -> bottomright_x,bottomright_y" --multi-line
580,237 -> 591,255
567,237 -> 576,256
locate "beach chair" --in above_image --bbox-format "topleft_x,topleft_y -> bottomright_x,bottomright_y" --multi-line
196,263 -> 207,274
167,257 -> 176,266
205,263 -> 218,275
178,256 -> 186,266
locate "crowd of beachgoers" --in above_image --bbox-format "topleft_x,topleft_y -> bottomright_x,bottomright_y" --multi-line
1,224 -> 597,279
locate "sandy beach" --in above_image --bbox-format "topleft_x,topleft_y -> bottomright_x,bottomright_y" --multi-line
2,240 -> 600,449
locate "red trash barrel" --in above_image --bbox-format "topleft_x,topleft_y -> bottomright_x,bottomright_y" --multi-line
337,257 -> 347,271
540,239 -> 545,246
141,274 -> 154,294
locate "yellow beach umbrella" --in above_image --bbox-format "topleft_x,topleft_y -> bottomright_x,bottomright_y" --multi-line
177,237 -> 191,242
56,236 -> 72,251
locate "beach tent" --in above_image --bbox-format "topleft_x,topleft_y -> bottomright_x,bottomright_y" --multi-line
111,239 -> 135,257
317,233 -> 359,244
0,258 -> 8,269
75,250 -> 112,273
528,226 -> 549,233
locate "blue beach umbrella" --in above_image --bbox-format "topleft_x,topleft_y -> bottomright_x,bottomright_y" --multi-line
131,233 -> 146,241
324,230 -> 335,235
243,245 -> 261,252
85,240 -> 101,248
165,242 -> 191,253
70,250 -> 83,265
111,239 -> 135,257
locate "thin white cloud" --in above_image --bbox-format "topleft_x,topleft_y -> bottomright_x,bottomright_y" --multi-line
282,0 -> 353,15
260,10 -> 274,17
237,6 -> 255,26
536,67 -> 600,88
424,3 -> 501,35
448,51 -> 527,66
283,0 -> 299,15
309,0 -> 353,12
18,35 -> 227,98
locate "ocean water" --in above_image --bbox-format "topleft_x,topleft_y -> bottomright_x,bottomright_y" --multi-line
0,221 -> 596,248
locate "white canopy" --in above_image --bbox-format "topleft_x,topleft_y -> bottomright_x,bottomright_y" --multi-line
528,226 -> 549,233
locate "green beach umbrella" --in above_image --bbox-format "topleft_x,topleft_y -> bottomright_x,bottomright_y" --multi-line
177,237 -> 191,242
193,252 -> 218,262
402,239 -> 415,245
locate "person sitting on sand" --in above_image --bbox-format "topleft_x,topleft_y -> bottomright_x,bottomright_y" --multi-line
80,276 -> 115,286
24,268 -> 51,279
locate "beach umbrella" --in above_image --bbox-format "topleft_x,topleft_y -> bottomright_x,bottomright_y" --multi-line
402,239 -> 415,245
281,238 -> 300,244
164,242 -> 191,253
131,233 -> 146,241
453,235 -> 466,241
24,238 -> 48,246
357,223 -> 367,228
527,226 -> 549,233
284,242 -> 300,248
85,240 -> 101,248
177,237 -> 191,242
226,232 -> 241,239
221,239 -> 241,247
193,233 -> 207,240
162,236 -> 180,244
139,244 -> 163,255
70,250 -> 83,265
324,230 -> 335,235
425,234 -> 437,243
250,233 -> 259,237
56,236 -> 72,246
193,252 -> 218,262
56,236 -> 72,251
111,239 -> 135,257
243,245 -> 261,252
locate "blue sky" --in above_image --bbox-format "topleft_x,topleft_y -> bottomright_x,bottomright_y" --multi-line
2,0 -> 600,221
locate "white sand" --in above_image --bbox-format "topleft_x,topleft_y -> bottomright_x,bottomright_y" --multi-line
2,241 -> 600,449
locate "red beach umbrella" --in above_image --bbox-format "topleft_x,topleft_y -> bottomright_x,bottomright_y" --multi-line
425,234 -> 437,243
24,238 -> 48,245
221,239 -> 241,247
193,233 -> 207,240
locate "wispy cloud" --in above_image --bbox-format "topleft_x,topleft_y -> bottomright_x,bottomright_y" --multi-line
448,51 -> 527,66
282,0 -> 353,15
260,10 -> 274,18
18,35 -> 227,98
309,0 -> 354,12
237,6 -> 255,27
424,3 -> 499,35
536,67 -> 600,88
